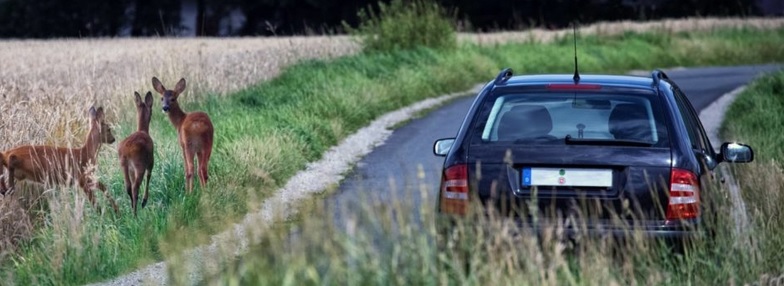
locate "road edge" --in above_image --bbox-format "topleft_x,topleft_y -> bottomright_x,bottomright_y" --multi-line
697,85 -> 751,249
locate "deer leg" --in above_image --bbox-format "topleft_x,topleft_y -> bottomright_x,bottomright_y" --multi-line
196,147 -> 211,188
131,165 -> 144,217
0,174 -> 6,196
79,176 -> 98,210
122,160 -> 132,204
7,164 -> 15,195
142,162 -> 153,208
184,145 -> 196,194
83,174 -> 119,216
96,181 -> 120,216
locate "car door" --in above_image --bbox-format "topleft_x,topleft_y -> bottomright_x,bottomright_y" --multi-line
670,84 -> 720,181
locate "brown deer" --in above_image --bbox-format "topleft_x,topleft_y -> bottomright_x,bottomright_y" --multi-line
1,106 -> 120,214
118,91 -> 155,217
152,77 -> 214,193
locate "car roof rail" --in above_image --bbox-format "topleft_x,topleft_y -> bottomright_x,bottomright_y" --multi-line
493,68 -> 514,86
651,69 -> 669,85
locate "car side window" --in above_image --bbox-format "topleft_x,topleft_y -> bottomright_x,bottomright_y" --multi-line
671,84 -> 721,171
671,86 -> 700,150
672,86 -> 714,155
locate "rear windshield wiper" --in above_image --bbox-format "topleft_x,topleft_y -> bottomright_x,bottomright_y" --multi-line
564,135 -> 653,147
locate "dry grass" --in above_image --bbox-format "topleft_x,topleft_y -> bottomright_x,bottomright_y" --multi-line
0,192 -> 33,257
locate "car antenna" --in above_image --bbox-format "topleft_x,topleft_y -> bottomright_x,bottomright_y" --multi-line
572,22 -> 580,83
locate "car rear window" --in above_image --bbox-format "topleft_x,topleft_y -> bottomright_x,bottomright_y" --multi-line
472,91 -> 670,147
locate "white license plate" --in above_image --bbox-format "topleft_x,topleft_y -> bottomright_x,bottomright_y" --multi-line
522,167 -> 613,188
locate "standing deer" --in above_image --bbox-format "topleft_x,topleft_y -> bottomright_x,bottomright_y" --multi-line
118,91 -> 155,217
1,106 -> 120,214
152,77 -> 214,193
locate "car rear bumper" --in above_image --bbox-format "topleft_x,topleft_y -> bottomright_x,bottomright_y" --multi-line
435,213 -> 703,242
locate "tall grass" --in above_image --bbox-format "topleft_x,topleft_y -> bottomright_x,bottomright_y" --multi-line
721,71 -> 784,278
1,27 -> 784,285
344,0 -> 457,53
197,158 -> 756,285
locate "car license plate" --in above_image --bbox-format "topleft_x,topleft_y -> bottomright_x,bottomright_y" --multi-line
522,167 -> 612,187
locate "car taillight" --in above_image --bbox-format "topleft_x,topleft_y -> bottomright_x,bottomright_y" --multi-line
439,164 -> 469,216
666,168 -> 700,220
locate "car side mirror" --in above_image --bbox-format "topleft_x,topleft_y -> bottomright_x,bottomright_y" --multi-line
720,142 -> 754,163
433,138 -> 455,157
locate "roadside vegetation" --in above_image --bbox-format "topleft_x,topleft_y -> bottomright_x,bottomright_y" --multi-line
198,170 -> 764,285
0,1 -> 783,284
721,70 -> 784,277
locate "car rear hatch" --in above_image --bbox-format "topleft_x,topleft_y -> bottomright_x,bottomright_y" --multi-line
463,86 -> 675,227
468,145 -> 672,224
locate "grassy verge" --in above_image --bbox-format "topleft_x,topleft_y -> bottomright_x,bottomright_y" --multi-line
721,70 -> 784,277
2,27 -> 784,285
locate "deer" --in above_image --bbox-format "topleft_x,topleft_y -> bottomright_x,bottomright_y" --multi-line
118,91 -> 155,217
1,106 -> 120,215
152,77 -> 214,193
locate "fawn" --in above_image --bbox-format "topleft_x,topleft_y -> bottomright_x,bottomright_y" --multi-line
1,106 -> 120,214
118,91 -> 155,217
152,77 -> 214,193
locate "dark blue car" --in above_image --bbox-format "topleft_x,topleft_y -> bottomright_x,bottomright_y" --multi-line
433,68 -> 754,247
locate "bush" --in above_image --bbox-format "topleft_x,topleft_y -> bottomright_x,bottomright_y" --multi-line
344,0 -> 457,53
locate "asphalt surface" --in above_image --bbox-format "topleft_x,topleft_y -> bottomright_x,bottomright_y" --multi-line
323,64 -> 783,227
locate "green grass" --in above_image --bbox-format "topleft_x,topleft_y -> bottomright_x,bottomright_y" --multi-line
721,70 -> 784,277
722,71 -> 784,160
3,27 -> 784,285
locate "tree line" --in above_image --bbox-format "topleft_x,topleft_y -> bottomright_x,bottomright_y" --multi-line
0,0 -> 763,38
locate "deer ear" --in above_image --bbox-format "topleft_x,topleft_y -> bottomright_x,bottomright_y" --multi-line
89,106 -> 97,119
145,91 -> 154,107
152,77 -> 166,94
174,78 -> 186,95
134,92 -> 143,105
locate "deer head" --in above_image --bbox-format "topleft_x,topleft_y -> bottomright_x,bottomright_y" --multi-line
90,106 -> 115,144
152,77 -> 186,113
134,91 -> 154,133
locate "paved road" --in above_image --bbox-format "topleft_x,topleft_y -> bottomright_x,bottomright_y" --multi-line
323,64 -> 783,228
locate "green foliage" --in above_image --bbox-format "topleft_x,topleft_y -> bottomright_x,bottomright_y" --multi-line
344,0 -> 457,53
720,71 -> 784,279
722,71 -> 784,160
